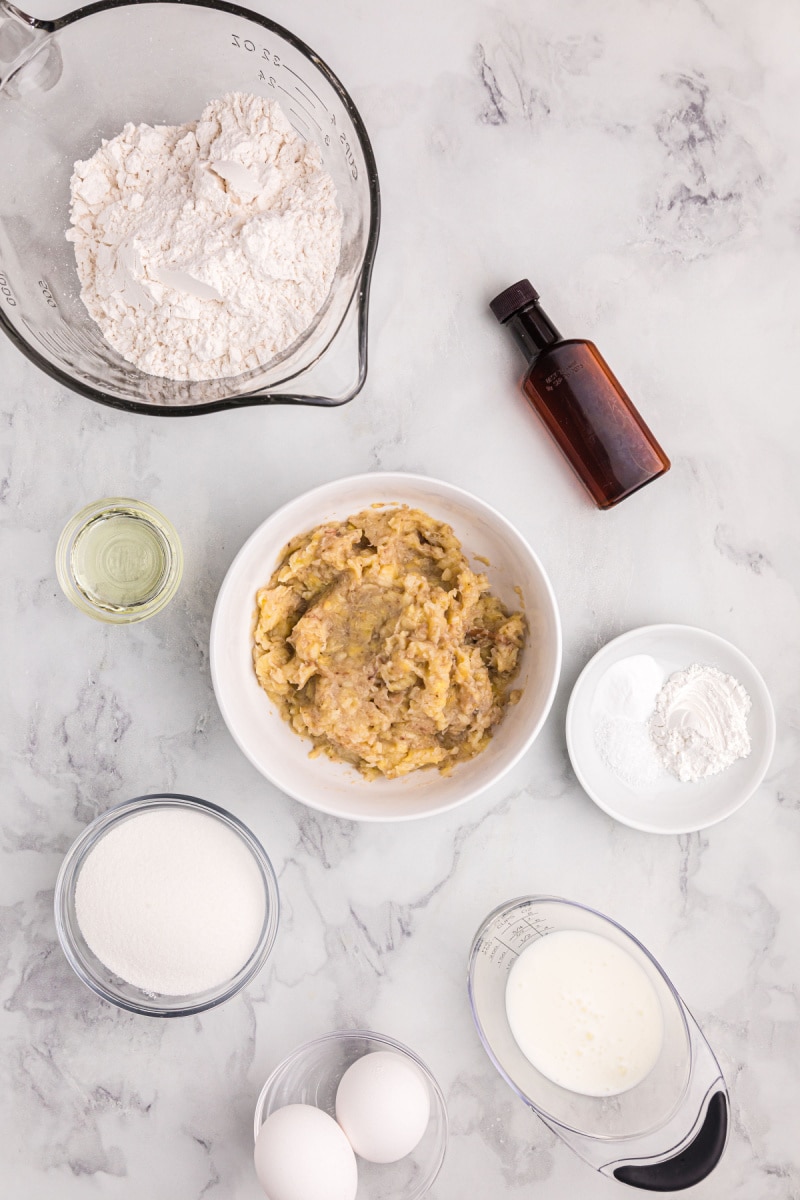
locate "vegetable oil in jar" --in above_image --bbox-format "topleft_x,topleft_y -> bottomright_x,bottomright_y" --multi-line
56,499 -> 183,623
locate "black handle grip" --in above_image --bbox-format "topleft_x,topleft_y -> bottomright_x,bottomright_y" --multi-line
613,1091 -> 728,1192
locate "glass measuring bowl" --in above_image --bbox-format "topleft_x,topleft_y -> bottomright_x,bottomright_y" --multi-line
468,897 -> 729,1191
0,0 -> 380,415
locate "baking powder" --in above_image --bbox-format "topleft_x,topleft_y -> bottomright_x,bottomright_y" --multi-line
650,664 -> 752,783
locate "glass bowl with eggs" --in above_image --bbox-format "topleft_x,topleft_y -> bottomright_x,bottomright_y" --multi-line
253,1030 -> 448,1200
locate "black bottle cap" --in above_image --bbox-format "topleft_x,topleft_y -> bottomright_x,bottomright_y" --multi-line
489,279 -> 540,324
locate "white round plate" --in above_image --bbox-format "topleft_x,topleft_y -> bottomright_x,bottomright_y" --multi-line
210,472 -> 562,822
566,624 -> 775,834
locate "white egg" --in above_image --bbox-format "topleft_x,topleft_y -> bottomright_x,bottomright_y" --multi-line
335,1050 -> 431,1164
254,1104 -> 358,1200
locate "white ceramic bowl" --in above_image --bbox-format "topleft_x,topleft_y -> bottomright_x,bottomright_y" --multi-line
566,624 -> 776,834
210,472 -> 561,821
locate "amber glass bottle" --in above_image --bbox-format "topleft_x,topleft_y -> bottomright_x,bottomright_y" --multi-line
490,280 -> 670,509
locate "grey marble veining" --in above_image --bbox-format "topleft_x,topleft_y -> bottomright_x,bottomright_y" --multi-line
2,0 -> 799,1196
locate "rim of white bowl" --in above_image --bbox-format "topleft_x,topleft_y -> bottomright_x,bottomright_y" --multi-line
565,623 -> 776,834
210,471 -> 562,822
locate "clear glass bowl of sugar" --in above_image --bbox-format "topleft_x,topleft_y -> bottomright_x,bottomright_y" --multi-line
54,793 -> 280,1017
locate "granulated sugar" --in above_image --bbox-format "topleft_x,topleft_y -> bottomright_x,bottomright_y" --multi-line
67,93 -> 342,381
75,806 -> 266,995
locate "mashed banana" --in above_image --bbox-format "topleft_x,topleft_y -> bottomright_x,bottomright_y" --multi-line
252,506 -> 526,779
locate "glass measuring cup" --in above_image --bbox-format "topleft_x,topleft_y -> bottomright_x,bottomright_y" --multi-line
0,0 -> 380,415
468,897 -> 729,1191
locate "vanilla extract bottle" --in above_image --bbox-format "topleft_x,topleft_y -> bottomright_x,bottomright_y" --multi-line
490,280 -> 670,509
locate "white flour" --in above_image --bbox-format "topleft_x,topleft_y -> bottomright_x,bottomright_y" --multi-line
67,93 -> 342,381
650,664 -> 752,783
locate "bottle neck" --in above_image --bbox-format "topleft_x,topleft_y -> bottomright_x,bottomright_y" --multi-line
505,302 -> 561,362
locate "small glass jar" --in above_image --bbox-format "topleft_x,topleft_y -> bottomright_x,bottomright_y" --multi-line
56,497 -> 183,623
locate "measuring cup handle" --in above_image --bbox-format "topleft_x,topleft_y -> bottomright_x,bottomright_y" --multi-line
612,1089 -> 728,1192
0,2 -> 35,70
0,0 -> 59,93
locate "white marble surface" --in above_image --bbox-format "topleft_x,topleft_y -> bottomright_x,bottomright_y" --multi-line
2,0 -> 799,1196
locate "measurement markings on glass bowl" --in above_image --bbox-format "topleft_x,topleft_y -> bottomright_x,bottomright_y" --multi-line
283,64 -> 329,111
292,83 -> 322,113
23,320 -> 75,362
289,100 -> 322,135
228,32 -> 359,178
288,109 -> 310,137
0,272 -> 17,306
23,316 -> 105,365
38,279 -> 57,309
230,31 -> 281,62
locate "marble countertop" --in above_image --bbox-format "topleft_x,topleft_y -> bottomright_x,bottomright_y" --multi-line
2,0 -> 799,1196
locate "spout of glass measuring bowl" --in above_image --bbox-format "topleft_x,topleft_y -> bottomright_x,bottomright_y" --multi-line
245,273 -> 372,408
0,0 -> 60,94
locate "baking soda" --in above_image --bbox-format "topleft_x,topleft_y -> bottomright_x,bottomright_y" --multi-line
592,655 -> 667,788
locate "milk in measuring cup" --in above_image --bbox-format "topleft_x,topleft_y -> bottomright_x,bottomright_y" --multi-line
504,930 -> 664,1097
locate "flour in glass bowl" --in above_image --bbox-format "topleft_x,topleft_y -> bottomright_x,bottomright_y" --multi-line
66,93 -> 342,381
